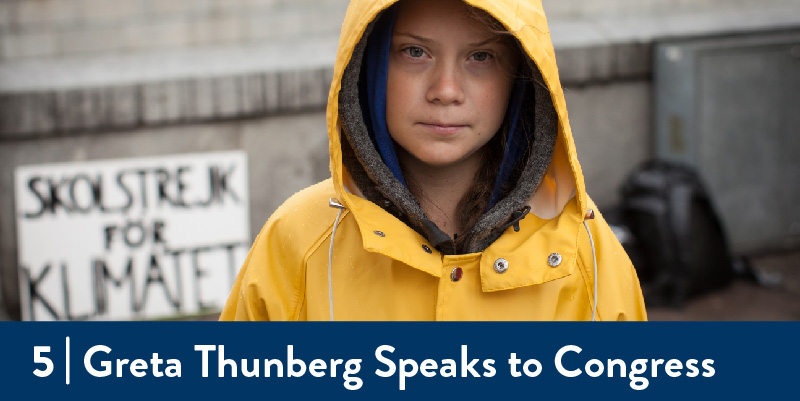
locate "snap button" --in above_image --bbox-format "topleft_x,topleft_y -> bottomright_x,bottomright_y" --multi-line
450,267 -> 463,282
422,244 -> 432,254
493,258 -> 509,274
547,253 -> 562,267
373,230 -> 385,237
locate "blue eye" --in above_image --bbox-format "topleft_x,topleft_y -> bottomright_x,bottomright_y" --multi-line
405,46 -> 425,58
471,51 -> 491,62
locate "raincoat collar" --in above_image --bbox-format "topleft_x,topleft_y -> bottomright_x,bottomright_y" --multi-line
344,190 -> 581,291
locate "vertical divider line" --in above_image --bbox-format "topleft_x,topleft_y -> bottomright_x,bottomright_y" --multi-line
66,336 -> 70,385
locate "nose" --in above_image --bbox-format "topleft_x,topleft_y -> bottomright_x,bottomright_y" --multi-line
426,62 -> 465,105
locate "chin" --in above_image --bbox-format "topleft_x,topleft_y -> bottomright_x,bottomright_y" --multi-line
413,153 -> 466,168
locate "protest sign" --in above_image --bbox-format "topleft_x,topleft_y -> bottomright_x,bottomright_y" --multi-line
14,151 -> 250,321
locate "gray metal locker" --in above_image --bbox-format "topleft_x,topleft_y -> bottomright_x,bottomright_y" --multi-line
654,30 -> 800,252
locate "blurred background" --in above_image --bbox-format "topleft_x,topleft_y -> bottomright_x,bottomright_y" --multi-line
0,0 -> 798,321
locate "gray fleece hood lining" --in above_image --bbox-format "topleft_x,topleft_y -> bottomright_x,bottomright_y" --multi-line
337,15 -> 558,254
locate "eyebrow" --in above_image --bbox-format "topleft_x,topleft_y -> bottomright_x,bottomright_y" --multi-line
393,32 -> 502,48
393,32 -> 433,44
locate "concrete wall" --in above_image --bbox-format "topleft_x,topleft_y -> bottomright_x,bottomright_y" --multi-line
0,0 -> 350,60
544,0 -> 772,17
565,82 -> 652,208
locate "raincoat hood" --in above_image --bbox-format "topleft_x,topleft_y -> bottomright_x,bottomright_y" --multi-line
328,0 -> 586,254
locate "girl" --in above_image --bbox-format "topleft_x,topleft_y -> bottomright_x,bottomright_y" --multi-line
221,0 -> 647,321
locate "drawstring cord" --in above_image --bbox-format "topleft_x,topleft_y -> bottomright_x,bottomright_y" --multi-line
328,198 -> 346,322
583,220 -> 598,321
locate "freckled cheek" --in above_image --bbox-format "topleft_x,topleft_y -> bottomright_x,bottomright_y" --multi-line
387,70 -> 415,101
477,81 -> 513,128
386,78 -> 405,124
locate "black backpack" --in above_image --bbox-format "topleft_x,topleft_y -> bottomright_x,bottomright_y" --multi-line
617,160 -> 736,308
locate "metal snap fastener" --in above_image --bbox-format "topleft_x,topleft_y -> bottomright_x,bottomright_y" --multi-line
422,244 -> 432,254
547,253 -> 562,267
493,258 -> 509,274
373,230 -> 385,237
450,267 -> 463,282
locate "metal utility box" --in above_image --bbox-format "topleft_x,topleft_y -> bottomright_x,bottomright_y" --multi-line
654,31 -> 800,253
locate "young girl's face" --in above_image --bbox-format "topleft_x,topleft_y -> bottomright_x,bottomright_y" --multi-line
386,0 -> 519,170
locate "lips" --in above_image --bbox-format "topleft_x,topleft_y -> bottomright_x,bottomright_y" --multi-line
418,121 -> 468,135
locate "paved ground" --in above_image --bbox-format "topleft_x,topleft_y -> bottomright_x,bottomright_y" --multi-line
647,249 -> 800,321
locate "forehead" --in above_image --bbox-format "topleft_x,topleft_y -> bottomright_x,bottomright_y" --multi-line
393,0 -> 500,40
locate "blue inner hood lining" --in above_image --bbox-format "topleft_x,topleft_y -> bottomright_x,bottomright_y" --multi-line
363,5 -> 406,187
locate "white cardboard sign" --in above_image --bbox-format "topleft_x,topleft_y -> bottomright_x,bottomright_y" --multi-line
14,151 -> 250,321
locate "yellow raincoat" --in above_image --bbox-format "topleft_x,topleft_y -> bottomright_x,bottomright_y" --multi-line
221,0 -> 647,321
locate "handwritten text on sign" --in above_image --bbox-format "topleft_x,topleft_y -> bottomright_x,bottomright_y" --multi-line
14,151 -> 250,321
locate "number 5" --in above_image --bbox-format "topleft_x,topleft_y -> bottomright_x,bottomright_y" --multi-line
34,346 -> 53,377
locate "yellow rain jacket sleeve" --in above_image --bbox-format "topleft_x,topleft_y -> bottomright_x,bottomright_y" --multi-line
221,0 -> 647,321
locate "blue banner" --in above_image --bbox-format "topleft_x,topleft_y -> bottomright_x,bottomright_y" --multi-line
1,322 -> 796,399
